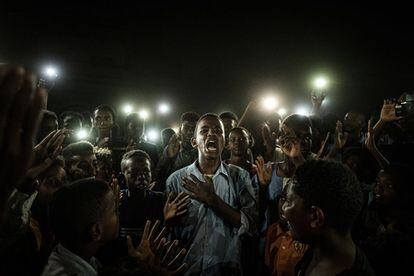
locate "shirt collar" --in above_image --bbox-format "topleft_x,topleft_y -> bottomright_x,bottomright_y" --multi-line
188,160 -> 229,180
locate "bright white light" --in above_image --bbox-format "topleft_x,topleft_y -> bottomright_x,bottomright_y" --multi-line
314,77 -> 328,89
139,110 -> 149,120
158,103 -> 170,114
43,66 -> 58,78
171,125 -> 180,134
295,106 -> 310,116
147,129 -> 159,142
76,129 -> 89,140
278,108 -> 287,116
261,96 -> 279,111
123,104 -> 134,114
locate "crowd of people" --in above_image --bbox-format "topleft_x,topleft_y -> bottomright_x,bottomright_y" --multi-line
0,65 -> 413,275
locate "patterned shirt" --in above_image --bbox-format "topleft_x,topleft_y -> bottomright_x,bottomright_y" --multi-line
166,161 -> 258,275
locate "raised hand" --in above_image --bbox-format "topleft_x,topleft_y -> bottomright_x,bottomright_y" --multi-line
167,134 -> 181,158
164,192 -> 190,221
0,66 -> 45,215
127,220 -> 167,263
278,126 -> 302,158
365,119 -> 375,151
127,220 -> 188,275
380,99 -> 403,122
255,156 -> 272,186
316,132 -> 330,159
182,174 -> 216,206
334,120 -> 348,149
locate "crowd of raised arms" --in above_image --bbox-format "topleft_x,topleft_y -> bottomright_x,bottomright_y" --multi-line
0,65 -> 413,276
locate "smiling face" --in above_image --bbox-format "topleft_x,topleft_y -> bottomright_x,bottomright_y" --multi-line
192,116 -> 225,160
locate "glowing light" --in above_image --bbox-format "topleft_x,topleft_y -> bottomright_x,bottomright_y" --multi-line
171,125 -> 180,134
43,66 -> 58,78
123,104 -> 134,114
295,106 -> 310,116
261,96 -> 279,111
277,108 -> 287,116
76,129 -> 89,140
158,103 -> 170,114
313,76 -> 328,89
139,110 -> 149,120
147,129 -> 159,142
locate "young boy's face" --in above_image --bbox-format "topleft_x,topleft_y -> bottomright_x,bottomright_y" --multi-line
228,129 -> 250,157
123,157 -> 152,193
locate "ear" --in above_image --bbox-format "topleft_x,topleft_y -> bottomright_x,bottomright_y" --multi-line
89,223 -> 103,242
310,206 -> 325,229
191,137 -> 198,149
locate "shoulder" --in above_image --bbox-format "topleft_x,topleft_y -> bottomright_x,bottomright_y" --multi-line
166,164 -> 194,189
226,163 -> 251,185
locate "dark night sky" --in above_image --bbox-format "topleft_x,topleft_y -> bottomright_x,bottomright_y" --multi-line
1,5 -> 414,126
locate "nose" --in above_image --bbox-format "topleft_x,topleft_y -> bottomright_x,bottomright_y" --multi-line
207,128 -> 213,136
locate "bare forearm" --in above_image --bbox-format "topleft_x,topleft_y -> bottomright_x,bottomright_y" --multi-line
368,144 -> 389,169
373,119 -> 387,137
208,194 -> 241,228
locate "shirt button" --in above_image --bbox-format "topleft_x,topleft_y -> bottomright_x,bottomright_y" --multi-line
282,246 -> 286,250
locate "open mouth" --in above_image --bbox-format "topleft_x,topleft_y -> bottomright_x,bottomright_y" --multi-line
205,140 -> 218,153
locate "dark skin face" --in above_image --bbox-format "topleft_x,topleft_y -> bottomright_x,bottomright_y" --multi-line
192,117 -> 225,161
228,128 -> 250,157
94,110 -> 114,131
221,117 -> 238,141
281,123 -> 313,156
123,158 -> 152,194
180,120 -> 197,150
282,183 -> 313,243
127,118 -> 143,139
373,170 -> 398,208
63,116 -> 82,131
67,153 -> 97,181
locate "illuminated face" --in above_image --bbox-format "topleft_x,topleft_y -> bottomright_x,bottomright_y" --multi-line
123,158 -> 152,193
228,128 -> 250,157
193,116 -> 225,160
67,153 -> 97,181
282,183 -> 313,243
94,110 -> 114,131
281,123 -> 313,155
180,120 -> 197,149
63,116 -> 82,131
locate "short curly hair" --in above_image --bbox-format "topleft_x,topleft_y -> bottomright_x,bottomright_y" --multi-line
293,159 -> 363,234
120,149 -> 152,172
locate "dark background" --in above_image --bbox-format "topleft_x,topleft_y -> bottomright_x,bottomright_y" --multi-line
1,4 -> 414,127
